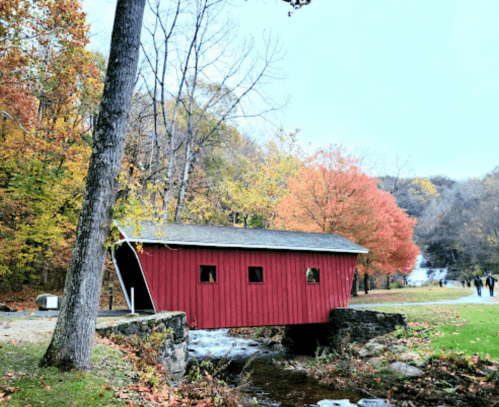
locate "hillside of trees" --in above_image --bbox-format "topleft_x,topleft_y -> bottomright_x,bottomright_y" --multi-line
379,172 -> 499,276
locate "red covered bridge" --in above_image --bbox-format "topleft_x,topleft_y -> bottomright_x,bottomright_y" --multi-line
112,222 -> 368,329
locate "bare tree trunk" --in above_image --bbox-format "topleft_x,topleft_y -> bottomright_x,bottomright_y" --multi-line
364,272 -> 369,295
174,142 -> 193,223
351,269 -> 358,297
40,0 -> 145,371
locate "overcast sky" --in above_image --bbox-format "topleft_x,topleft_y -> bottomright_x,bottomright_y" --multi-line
82,0 -> 499,181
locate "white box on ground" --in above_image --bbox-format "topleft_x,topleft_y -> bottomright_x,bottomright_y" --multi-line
46,296 -> 58,309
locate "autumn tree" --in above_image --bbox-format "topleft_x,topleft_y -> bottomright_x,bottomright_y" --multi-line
0,0 -> 102,291
183,130 -> 303,227
276,148 -> 419,280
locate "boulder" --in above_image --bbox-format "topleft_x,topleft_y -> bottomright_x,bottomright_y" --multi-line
358,341 -> 385,358
388,344 -> 406,354
367,356 -> 386,369
388,361 -> 422,377
399,351 -> 421,363
35,294 -> 62,310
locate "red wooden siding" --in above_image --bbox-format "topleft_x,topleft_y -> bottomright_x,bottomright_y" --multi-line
136,245 -> 357,329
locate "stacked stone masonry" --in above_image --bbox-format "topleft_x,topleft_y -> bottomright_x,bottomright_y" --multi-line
328,308 -> 407,350
96,311 -> 188,377
283,308 -> 407,354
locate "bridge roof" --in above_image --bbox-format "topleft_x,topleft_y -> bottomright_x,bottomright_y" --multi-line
117,222 -> 368,254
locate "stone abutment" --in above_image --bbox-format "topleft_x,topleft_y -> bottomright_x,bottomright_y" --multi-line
283,308 -> 407,354
96,311 -> 188,378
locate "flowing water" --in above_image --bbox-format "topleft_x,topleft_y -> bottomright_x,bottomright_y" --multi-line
188,329 -> 362,406
229,359 -> 361,407
406,255 -> 448,286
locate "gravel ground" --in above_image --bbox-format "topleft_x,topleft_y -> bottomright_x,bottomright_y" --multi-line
0,318 -> 57,343
0,310 -> 134,343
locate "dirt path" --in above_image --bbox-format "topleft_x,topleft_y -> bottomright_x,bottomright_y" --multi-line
0,318 -> 56,343
0,310 -> 132,343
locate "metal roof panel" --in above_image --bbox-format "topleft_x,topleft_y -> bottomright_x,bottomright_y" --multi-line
117,222 -> 369,254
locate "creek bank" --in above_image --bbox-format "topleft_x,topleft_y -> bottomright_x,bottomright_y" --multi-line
93,308 -> 443,406
95,309 -> 499,406
96,311 -> 188,378
274,325 -> 499,407
229,313 -> 499,406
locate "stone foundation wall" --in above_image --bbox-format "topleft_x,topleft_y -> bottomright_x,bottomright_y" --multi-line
283,308 -> 407,354
96,311 -> 188,377
328,308 -> 406,350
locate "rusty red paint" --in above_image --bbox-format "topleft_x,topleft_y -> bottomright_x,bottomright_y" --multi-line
134,245 -> 357,329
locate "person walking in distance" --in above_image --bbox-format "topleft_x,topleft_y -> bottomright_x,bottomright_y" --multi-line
485,273 -> 497,297
474,275 -> 483,297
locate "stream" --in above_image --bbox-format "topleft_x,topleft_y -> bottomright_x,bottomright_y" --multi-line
188,329 -> 362,406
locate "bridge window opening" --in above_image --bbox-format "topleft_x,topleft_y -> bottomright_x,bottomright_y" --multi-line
249,266 -> 263,283
306,268 -> 320,283
200,265 -> 216,283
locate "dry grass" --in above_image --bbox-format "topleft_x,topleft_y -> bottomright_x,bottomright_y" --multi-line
349,286 -> 473,305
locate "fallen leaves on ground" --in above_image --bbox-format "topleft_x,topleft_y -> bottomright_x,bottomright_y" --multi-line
0,384 -> 21,404
97,332 -> 243,407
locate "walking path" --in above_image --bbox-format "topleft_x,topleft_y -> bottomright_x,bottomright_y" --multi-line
349,285 -> 499,309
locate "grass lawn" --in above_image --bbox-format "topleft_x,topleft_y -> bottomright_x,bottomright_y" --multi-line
349,286 -> 474,304
372,304 -> 499,360
0,340 -> 130,406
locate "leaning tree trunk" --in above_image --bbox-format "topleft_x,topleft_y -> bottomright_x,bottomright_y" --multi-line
40,0 -> 146,371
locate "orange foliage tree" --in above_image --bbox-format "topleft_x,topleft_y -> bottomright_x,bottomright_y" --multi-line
0,0 -> 102,291
275,148 -> 419,277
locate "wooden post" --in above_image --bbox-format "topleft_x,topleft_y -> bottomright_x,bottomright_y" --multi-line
131,287 -> 135,314
101,286 -> 114,310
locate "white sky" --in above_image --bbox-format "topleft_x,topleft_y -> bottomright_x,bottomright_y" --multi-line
82,0 -> 499,181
